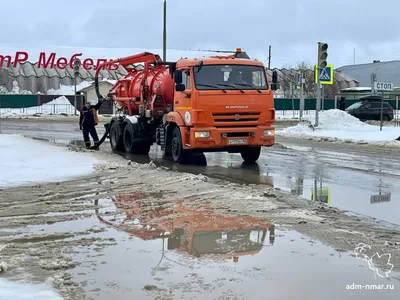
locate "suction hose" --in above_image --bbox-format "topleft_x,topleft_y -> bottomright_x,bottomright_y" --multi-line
86,122 -> 111,150
86,65 -> 111,150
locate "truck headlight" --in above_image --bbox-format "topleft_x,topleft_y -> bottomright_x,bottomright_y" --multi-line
195,131 -> 210,138
263,129 -> 274,136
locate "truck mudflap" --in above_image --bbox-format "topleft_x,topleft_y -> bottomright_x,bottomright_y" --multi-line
183,126 -> 275,150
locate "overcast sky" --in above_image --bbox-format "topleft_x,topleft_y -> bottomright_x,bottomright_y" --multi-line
1,0 -> 399,68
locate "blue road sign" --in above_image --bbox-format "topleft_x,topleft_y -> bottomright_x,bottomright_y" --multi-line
295,72 -> 302,89
319,67 -> 331,81
314,64 -> 334,85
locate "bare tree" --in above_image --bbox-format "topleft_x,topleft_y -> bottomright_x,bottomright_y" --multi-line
278,63 -> 296,98
294,61 -> 316,98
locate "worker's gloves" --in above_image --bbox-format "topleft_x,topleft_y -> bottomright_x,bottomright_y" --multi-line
80,126 -> 83,130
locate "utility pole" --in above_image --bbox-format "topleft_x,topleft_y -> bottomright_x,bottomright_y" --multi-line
290,80 -> 295,118
74,77 -> 77,115
299,73 -> 305,119
371,72 -> 377,95
163,0 -> 167,61
268,45 -> 271,69
321,85 -> 325,111
316,78 -> 321,126
73,58 -> 81,115
315,42 -> 328,127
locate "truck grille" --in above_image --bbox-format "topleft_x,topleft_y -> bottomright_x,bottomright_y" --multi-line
212,112 -> 260,126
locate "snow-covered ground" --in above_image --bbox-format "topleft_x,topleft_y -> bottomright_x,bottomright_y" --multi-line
0,134 -> 99,188
0,278 -> 62,300
0,96 -> 76,116
277,109 -> 400,146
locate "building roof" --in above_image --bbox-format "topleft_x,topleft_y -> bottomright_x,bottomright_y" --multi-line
336,60 -> 400,87
0,58 -> 128,94
77,79 -> 117,93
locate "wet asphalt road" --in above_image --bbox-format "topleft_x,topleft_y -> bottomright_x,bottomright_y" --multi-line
2,118 -> 400,226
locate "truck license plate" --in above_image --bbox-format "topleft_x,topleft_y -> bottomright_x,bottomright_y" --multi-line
228,139 -> 248,145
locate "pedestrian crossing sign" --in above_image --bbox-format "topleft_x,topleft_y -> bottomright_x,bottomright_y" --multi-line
314,63 -> 334,85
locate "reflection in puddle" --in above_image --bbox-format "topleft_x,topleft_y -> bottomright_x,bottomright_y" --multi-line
274,173 -> 399,226
94,193 -> 275,262
74,192 -> 400,300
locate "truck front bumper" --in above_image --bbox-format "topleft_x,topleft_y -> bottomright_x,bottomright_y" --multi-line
183,126 -> 275,150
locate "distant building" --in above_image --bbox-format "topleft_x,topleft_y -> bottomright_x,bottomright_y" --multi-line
76,79 -> 117,114
337,60 -> 400,87
77,79 -> 117,102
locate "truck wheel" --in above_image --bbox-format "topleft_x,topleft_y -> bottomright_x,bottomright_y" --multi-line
123,122 -> 151,155
110,121 -> 124,151
171,127 -> 187,163
240,147 -> 261,164
123,123 -> 135,153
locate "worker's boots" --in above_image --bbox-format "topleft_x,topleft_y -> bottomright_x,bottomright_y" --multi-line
85,141 -> 91,149
93,141 -> 100,150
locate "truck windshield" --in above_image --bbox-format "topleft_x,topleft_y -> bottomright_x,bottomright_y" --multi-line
193,64 -> 268,91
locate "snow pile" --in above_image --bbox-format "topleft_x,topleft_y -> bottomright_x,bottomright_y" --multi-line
302,109 -> 369,130
278,109 -> 400,145
46,81 -> 92,95
0,134 -> 99,188
0,278 -> 62,300
45,96 -> 71,105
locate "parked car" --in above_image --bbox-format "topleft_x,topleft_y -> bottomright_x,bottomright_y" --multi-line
345,96 -> 394,121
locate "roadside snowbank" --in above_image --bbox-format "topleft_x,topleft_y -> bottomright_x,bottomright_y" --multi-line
277,109 -> 400,146
0,134 -> 99,188
1,96 -> 75,116
0,278 -> 62,300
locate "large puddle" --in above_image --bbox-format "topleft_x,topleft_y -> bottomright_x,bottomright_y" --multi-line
3,190 -> 399,299
131,144 -> 400,227
47,138 -> 400,226
66,193 -> 399,300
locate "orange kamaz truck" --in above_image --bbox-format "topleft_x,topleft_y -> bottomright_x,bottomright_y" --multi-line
94,48 -> 278,163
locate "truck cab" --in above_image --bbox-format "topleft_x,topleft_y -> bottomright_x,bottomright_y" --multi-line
164,50 -> 278,164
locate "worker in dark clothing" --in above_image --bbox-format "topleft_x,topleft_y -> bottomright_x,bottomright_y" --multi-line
79,99 -> 102,149
339,97 -> 346,111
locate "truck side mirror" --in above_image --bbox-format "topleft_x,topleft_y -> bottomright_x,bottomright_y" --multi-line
271,70 -> 278,91
174,70 -> 183,84
175,83 -> 185,92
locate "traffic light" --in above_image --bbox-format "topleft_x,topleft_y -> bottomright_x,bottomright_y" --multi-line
318,42 -> 328,69
73,58 -> 80,77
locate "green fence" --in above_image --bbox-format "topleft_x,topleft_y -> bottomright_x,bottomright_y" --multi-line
274,98 -> 399,110
0,95 -> 399,111
0,95 -> 39,108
